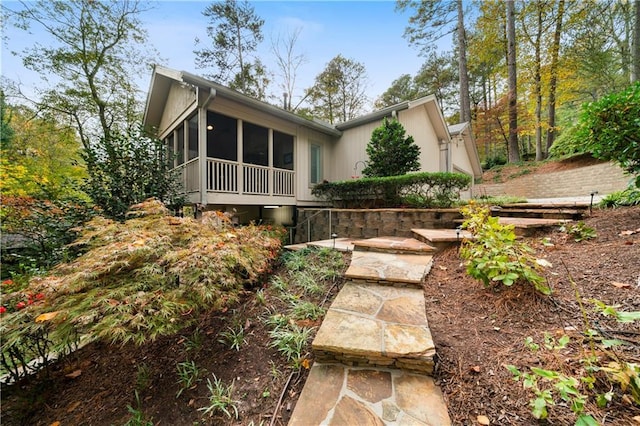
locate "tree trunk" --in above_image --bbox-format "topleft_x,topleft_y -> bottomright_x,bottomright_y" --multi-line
633,0 -> 640,82
507,0 -> 520,163
534,7 -> 543,161
546,0 -> 565,152
457,0 -> 472,123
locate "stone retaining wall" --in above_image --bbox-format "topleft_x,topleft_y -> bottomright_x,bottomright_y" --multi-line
474,161 -> 630,199
294,208 -> 462,243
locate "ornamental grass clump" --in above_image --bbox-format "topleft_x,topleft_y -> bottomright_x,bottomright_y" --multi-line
459,202 -> 551,295
1,199 -> 285,373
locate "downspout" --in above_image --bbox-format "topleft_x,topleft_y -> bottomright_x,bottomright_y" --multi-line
198,87 -> 216,206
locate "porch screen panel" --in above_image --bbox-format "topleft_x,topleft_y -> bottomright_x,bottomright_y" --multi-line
273,131 -> 294,170
206,111 -> 237,161
165,133 -> 175,167
187,114 -> 198,160
176,124 -> 185,165
243,122 -> 268,166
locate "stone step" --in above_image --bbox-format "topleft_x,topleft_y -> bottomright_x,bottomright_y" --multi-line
288,364 -> 451,425
411,228 -> 474,251
312,283 -> 436,374
352,236 -> 436,255
344,251 -> 433,286
490,206 -> 583,220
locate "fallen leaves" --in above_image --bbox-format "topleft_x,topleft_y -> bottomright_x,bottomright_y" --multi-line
35,311 -> 60,323
65,369 -> 82,379
610,281 -> 630,288
477,414 -> 490,425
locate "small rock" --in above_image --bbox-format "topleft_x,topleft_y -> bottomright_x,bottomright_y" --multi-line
477,414 -> 490,425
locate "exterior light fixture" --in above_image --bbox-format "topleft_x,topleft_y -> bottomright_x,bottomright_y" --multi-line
331,233 -> 338,249
589,191 -> 598,214
206,125 -> 214,131
264,205 -> 280,209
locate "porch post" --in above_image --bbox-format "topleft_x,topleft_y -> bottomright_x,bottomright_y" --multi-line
268,129 -> 274,195
198,104 -> 207,205
237,119 -> 244,194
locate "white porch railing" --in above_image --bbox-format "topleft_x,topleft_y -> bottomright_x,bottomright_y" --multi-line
176,158 -> 200,193
202,158 -> 295,197
243,164 -> 269,194
207,158 -> 238,193
274,169 -> 295,196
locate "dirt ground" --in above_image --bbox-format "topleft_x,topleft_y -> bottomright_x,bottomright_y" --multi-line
2,205 -> 639,425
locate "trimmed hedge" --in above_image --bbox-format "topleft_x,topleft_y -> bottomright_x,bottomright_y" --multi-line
311,172 -> 471,208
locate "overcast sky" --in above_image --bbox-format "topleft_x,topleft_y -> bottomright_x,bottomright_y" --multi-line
1,1 -> 456,109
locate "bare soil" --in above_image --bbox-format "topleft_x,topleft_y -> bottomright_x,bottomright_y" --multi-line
2,205 -> 639,425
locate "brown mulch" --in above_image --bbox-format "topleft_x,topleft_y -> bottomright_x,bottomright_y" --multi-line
425,205 -> 640,425
1,206 -> 639,425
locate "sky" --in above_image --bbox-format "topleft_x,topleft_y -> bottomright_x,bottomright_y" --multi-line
1,1 -> 455,110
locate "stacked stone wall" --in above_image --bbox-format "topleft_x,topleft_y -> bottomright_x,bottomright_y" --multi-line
294,208 -> 462,243
474,162 -> 630,199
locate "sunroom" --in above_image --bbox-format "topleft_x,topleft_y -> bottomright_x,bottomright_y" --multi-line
143,66 -> 341,214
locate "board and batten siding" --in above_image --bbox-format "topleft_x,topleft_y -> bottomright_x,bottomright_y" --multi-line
450,134 -> 475,177
159,83 -> 197,135
295,126 -> 335,205
398,106 -> 442,174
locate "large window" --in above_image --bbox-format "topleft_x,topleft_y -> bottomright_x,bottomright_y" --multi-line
310,143 -> 322,184
187,114 -> 198,161
206,111 -> 237,161
176,124 -> 185,165
273,131 -> 294,170
243,121 -> 268,166
165,133 -> 174,167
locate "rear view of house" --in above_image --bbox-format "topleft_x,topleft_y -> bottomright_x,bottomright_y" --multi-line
143,66 -> 481,226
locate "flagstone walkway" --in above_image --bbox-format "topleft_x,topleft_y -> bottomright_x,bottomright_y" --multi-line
289,232 -> 451,426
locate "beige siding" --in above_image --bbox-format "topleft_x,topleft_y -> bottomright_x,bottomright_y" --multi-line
159,83 -> 196,134
332,120 -> 380,181
397,107 -> 441,173
450,134 -> 475,177
296,127 -> 334,204
208,97 -> 298,135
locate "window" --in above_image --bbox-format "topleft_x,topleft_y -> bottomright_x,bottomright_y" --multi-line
187,114 -> 198,160
273,131 -> 294,170
310,143 -> 322,184
176,124 -> 185,165
243,121 -> 268,166
206,111 -> 237,161
165,133 -> 174,167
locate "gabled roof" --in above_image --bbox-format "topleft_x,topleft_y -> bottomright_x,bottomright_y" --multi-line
143,65 -> 342,137
335,95 -> 451,144
448,121 -> 483,178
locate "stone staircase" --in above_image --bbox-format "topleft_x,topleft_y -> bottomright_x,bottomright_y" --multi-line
288,234 -> 451,425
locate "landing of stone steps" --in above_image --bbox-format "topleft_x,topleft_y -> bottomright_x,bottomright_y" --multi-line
312,282 -> 436,373
288,364 -> 451,426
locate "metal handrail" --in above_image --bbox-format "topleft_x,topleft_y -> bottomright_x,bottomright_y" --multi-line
288,208 -> 333,244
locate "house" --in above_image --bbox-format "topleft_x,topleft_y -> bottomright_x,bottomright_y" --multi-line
143,65 -> 482,226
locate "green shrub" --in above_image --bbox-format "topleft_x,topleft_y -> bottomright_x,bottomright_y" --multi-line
459,203 -> 551,294
362,118 -> 420,177
312,172 -> 471,208
482,153 -> 507,170
599,186 -> 640,207
559,222 -> 597,242
551,83 -> 640,187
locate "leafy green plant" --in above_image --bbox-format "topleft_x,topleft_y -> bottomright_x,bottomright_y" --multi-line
218,326 -> 245,351
254,288 -> 267,305
560,222 -> 597,242
135,363 -> 152,391
183,328 -> 204,353
362,117 -> 420,177
459,203 -> 551,294
269,324 -> 314,369
176,360 -> 203,398
599,186 -> 640,207
198,375 -> 238,419
124,390 -> 154,426
290,300 -> 325,321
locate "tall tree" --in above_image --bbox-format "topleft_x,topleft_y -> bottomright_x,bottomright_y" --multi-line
6,0 -> 153,148
506,0 -> 520,163
546,0 -> 566,152
270,28 -> 307,110
374,74 -> 418,109
633,0 -> 640,82
195,0 -> 266,98
306,55 -> 368,124
414,51 -> 459,117
396,0 -> 472,122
